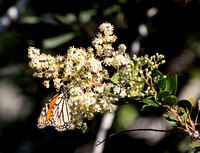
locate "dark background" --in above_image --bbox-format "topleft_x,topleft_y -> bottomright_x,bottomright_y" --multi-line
0,0 -> 200,152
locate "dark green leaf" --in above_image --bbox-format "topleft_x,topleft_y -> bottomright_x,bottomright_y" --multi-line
152,70 -> 165,90
157,91 -> 170,101
164,95 -> 177,107
165,74 -> 177,95
178,99 -> 193,114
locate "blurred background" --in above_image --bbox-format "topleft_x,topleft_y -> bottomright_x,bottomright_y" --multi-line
1,0 -> 200,152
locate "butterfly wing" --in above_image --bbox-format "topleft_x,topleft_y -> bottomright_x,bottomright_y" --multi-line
52,92 -> 72,131
37,92 -> 72,132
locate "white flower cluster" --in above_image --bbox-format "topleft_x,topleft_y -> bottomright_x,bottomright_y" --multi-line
92,22 -> 130,68
28,22 -> 130,132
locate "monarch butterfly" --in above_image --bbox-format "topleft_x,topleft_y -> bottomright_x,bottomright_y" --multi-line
37,85 -> 72,132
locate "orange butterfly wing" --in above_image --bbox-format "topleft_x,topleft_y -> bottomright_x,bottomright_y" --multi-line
46,94 -> 60,120
37,87 -> 72,131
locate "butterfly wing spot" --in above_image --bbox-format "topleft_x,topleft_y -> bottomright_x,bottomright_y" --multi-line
55,122 -> 72,132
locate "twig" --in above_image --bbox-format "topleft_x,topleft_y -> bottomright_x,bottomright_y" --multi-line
143,76 -> 158,94
165,105 -> 194,136
94,128 -> 174,147
166,105 -> 183,125
0,0 -> 29,34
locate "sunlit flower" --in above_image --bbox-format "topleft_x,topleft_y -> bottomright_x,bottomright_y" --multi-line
28,22 -> 130,132
43,80 -> 50,88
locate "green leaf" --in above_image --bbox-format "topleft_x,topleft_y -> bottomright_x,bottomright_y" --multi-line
181,113 -> 188,123
43,32 -> 76,49
21,16 -> 40,24
141,104 -> 150,111
177,106 -> 186,114
163,114 -> 179,125
152,70 -> 165,90
54,13 -> 77,25
165,74 -> 177,95
79,9 -> 97,23
153,73 -> 177,96
111,73 -> 120,84
178,99 -> 193,114
140,97 -> 159,111
189,96 -> 194,107
103,4 -> 120,16
157,91 -> 170,101
164,95 -> 177,107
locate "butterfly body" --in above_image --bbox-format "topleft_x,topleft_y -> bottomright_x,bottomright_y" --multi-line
37,85 -> 72,132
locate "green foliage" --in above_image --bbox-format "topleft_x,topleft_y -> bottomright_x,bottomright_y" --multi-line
152,70 -> 165,91
163,114 -> 179,125
177,99 -> 193,115
164,95 -> 178,107
43,32 -> 76,49
157,91 -> 177,107
157,90 -> 171,101
111,73 -> 120,84
21,16 -> 40,24
140,96 -> 159,111
3,0 -> 200,152
113,52 -> 200,143
154,72 -> 177,96
164,74 -> 177,95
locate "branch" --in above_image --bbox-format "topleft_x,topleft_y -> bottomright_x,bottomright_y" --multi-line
166,105 -> 183,125
94,128 -> 174,147
0,0 -> 29,34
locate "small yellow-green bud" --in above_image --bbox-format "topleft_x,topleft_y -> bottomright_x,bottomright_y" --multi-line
161,60 -> 166,64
